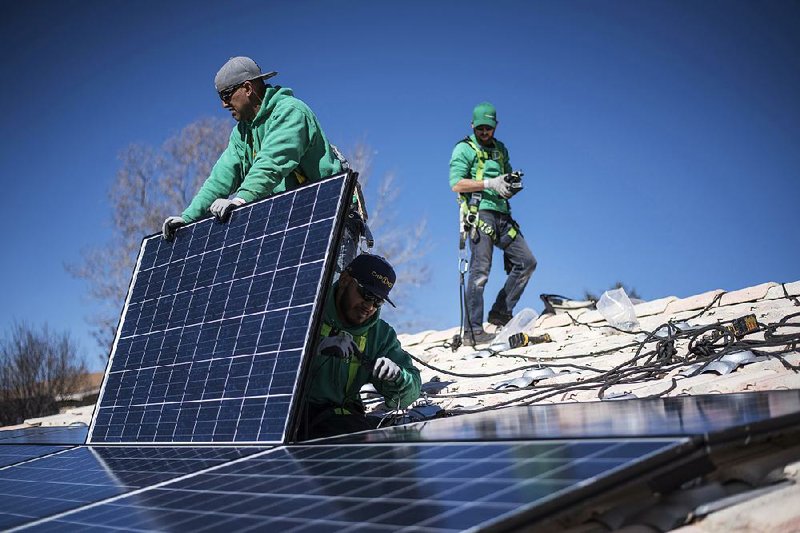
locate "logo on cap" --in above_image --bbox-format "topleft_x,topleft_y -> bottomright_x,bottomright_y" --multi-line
371,271 -> 394,288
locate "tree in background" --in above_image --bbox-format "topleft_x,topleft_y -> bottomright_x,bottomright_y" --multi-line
344,142 -> 431,329
584,282 -> 642,303
68,118 -> 230,356
69,119 -> 430,358
0,323 -> 87,426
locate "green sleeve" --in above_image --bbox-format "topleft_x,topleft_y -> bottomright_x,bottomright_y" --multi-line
371,326 -> 422,409
235,102 -> 312,202
449,142 -> 475,188
182,128 -> 242,222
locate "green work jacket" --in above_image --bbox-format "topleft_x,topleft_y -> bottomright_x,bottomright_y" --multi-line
183,86 -> 342,222
449,134 -> 512,214
306,281 -> 422,411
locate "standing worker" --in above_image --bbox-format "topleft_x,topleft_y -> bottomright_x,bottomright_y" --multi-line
300,254 -> 422,440
162,56 -> 343,238
449,102 -> 537,346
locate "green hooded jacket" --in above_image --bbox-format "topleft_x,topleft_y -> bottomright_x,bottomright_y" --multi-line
182,86 -> 342,222
306,281 -> 422,411
449,134 -> 512,214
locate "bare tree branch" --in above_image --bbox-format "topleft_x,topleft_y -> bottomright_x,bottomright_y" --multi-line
0,322 -> 87,425
345,141 -> 432,330
67,118 -> 230,358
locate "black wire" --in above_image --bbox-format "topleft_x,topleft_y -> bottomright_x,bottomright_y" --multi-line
435,294 -> 800,414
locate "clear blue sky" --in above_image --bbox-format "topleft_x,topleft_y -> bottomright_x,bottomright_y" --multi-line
1,1 -> 798,368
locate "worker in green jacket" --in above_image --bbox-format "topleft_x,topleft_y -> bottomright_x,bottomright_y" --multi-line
450,102 -> 537,346
162,56 -> 342,238
300,254 -> 422,440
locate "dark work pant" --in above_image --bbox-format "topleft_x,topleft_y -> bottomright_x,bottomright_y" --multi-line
465,210 -> 537,333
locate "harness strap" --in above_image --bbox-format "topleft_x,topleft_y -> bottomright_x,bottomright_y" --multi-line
462,137 -> 505,182
319,322 -> 368,408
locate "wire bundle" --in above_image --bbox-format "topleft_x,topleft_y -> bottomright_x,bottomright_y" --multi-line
407,292 -> 800,415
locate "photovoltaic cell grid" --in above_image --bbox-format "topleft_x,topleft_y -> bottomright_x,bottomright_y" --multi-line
29,439 -> 691,532
0,445 -> 70,468
88,173 -> 351,444
0,446 -> 262,529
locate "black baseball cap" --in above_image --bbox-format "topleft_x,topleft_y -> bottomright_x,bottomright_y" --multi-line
345,254 -> 396,307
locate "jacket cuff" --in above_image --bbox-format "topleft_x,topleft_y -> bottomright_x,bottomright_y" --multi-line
236,190 -> 256,203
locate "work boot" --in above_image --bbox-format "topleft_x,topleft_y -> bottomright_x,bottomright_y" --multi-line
488,310 -> 513,327
464,330 -> 496,347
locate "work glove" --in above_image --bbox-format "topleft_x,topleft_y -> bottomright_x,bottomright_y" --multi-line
483,176 -> 513,199
373,357 -> 401,382
162,216 -> 186,240
210,197 -> 245,221
318,332 -> 356,359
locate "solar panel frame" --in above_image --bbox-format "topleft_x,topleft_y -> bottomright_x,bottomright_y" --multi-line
87,172 -> 356,445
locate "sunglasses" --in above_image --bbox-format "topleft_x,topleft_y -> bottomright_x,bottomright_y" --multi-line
475,125 -> 494,132
218,83 -> 244,103
353,280 -> 384,308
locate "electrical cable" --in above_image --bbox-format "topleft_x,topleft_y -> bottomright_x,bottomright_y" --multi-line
431,295 -> 800,415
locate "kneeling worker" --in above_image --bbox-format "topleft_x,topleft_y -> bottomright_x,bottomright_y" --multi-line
300,254 -> 421,440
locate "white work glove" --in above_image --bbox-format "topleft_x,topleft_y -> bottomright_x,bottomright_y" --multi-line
483,176 -> 512,199
162,216 -> 186,240
210,197 -> 245,221
373,357 -> 401,382
318,332 -> 356,359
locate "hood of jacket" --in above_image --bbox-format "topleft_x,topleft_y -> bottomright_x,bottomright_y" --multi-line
247,86 -> 295,128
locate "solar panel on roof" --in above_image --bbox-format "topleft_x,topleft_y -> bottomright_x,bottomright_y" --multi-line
0,446 -> 261,529
0,425 -> 87,445
29,439 -> 692,532
323,389 -> 800,445
0,445 -> 70,468
88,172 -> 354,444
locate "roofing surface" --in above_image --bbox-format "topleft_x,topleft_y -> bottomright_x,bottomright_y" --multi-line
4,279 -> 799,532
397,280 -> 800,414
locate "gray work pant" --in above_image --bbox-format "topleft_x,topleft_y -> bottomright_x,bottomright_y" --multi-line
465,210 -> 537,333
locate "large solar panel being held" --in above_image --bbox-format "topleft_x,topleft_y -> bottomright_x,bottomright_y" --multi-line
88,172 -> 354,444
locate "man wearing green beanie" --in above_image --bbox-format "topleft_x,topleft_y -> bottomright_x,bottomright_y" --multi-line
449,102 -> 537,346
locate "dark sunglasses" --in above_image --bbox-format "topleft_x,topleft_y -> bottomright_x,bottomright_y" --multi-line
475,125 -> 494,132
218,83 -> 244,103
353,280 -> 384,308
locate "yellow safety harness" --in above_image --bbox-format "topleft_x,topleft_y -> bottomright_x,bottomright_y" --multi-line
457,137 -> 517,245
319,323 -> 368,415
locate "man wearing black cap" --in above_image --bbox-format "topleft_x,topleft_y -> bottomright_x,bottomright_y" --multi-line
162,56 -> 343,238
300,254 -> 422,440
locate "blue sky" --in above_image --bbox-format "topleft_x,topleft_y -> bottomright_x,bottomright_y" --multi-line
1,1 -> 798,369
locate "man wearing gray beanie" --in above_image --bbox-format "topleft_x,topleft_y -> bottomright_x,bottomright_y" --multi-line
163,56 -> 343,237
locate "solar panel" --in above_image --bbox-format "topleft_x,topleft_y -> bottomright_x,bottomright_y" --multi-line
0,425 -> 87,445
29,439 -> 693,531
0,445 -> 70,468
0,446 -> 261,529
324,389 -> 800,444
88,172 -> 354,444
